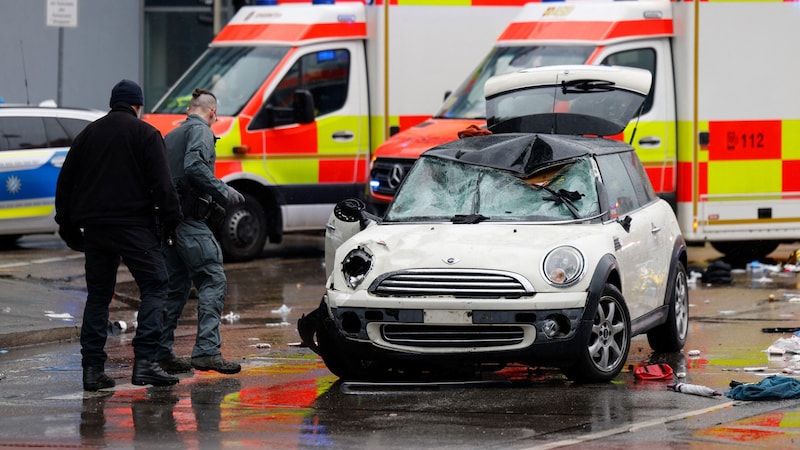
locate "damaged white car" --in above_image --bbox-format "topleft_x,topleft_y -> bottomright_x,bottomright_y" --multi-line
298,65 -> 688,383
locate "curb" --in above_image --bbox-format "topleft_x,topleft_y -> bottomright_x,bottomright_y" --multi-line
0,326 -> 80,349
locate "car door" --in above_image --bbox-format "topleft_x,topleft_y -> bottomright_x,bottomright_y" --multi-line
597,152 -> 664,320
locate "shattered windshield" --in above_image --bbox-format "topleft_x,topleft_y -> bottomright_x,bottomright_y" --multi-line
435,45 -> 594,120
385,156 -> 600,223
151,46 -> 289,116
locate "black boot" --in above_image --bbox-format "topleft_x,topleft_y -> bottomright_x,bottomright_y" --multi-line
83,367 -> 115,391
132,360 -> 179,386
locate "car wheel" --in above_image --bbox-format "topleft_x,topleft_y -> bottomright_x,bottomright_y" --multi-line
318,336 -> 385,381
647,261 -> 689,352
564,283 -> 630,383
217,193 -> 268,262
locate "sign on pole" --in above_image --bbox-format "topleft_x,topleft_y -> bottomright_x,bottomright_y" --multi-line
47,0 -> 78,28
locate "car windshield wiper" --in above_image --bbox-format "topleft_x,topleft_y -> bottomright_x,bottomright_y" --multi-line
452,214 -> 490,224
561,79 -> 615,94
536,185 -> 584,219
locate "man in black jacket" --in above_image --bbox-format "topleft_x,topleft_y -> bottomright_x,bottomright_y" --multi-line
55,79 -> 184,391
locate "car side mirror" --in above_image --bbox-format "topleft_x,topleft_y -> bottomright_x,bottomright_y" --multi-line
334,198 -> 379,230
334,198 -> 366,223
618,215 -> 632,233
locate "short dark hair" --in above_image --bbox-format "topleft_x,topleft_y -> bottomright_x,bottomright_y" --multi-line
193,88 -> 216,101
189,88 -> 217,111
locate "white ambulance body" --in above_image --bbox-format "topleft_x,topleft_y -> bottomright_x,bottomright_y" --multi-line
370,0 -> 800,259
144,0 -> 521,261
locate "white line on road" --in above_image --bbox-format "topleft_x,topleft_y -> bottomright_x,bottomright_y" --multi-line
527,400 -> 736,449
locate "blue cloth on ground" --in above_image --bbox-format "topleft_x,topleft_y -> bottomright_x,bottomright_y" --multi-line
725,375 -> 800,401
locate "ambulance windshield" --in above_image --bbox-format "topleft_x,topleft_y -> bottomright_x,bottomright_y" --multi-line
152,46 -> 289,116
436,45 -> 594,120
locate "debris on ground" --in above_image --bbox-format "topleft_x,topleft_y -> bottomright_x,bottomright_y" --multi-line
668,382 -> 722,397
726,375 -> 800,400
701,260 -> 732,285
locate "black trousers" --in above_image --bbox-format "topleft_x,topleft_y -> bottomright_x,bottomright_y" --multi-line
80,224 -> 169,368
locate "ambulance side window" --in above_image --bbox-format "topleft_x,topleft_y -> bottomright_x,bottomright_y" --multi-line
255,49 -> 350,129
601,48 -> 656,114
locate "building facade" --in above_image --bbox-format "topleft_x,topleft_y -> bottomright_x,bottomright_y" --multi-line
0,0 -> 236,111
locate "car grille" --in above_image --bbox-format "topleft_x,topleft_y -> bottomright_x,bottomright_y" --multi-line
381,324 -> 526,348
370,158 -> 416,197
369,269 -> 534,298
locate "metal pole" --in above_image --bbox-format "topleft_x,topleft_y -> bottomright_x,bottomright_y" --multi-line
57,27 -> 64,106
214,0 -> 222,35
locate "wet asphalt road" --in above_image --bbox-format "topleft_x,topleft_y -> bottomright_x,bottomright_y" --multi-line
1,235 -> 800,448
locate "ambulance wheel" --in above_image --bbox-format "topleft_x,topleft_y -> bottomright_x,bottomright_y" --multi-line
0,235 -> 21,249
710,240 -> 779,260
563,284 -> 630,383
218,193 -> 268,262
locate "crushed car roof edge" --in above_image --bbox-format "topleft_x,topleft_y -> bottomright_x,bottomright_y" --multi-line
421,132 -> 630,178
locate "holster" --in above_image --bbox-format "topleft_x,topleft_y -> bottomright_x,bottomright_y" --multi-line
177,178 -> 225,229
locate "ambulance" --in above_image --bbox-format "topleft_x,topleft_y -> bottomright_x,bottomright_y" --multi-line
144,0 -> 523,261
369,0 -> 800,260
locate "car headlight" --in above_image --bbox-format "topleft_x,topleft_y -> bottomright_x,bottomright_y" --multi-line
341,247 -> 373,289
543,246 -> 584,286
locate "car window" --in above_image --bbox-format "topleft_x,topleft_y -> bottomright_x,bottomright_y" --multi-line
58,117 -> 94,142
596,153 -> 642,218
601,48 -> 656,114
43,117 -> 72,148
0,117 -> 48,151
621,150 -> 657,205
386,156 -> 600,222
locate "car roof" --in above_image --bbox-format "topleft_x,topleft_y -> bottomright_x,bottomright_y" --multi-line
422,132 -> 631,178
0,105 -> 105,119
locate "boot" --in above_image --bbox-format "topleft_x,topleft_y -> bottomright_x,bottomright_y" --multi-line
158,355 -> 193,374
191,355 -> 241,374
83,367 -> 115,391
132,359 -> 179,386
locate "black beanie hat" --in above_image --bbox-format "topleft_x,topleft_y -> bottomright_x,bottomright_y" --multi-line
109,79 -> 144,107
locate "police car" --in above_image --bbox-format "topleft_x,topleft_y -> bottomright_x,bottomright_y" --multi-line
299,66 -> 689,383
0,103 -> 104,247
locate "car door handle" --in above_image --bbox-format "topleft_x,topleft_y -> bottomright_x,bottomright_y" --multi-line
332,131 -> 354,142
651,224 -> 662,234
638,136 -> 661,147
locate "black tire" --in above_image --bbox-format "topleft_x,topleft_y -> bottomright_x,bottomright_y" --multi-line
710,240 -> 779,260
563,284 -> 631,383
316,325 -> 385,381
647,262 -> 689,352
0,235 -> 21,249
217,193 -> 268,262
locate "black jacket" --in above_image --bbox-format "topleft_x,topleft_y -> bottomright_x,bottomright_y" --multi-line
55,104 -> 181,228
